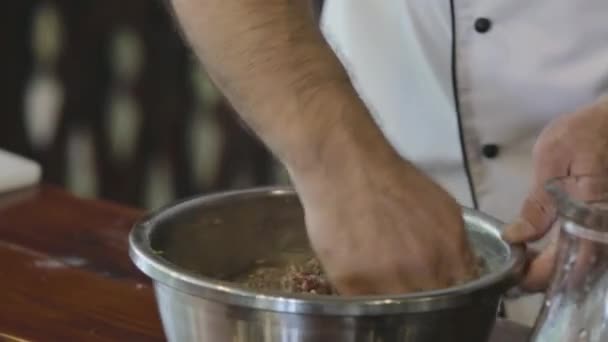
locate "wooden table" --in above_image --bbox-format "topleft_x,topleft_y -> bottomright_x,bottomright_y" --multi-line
0,185 -> 530,341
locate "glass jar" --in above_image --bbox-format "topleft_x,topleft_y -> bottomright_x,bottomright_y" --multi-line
531,175 -> 608,342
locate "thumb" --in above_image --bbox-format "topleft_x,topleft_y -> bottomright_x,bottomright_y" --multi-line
503,185 -> 556,243
519,237 -> 559,292
504,145 -> 563,243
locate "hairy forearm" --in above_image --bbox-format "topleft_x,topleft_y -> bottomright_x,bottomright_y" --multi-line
171,0 -> 399,175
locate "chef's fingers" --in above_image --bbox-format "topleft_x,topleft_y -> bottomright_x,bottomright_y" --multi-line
556,168 -> 608,290
504,142 -> 567,243
517,165 -> 608,292
503,220 -> 539,244
568,161 -> 608,203
503,187 -> 557,243
518,234 -> 596,293
503,246 -> 533,299
519,237 -> 559,292
566,237 -> 598,290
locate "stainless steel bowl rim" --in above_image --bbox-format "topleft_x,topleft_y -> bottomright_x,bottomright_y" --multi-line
129,187 -> 526,316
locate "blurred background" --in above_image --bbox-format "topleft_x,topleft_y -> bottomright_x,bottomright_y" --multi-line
2,1 -> 323,209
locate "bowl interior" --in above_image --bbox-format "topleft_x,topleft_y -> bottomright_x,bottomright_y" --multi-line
146,189 -> 510,292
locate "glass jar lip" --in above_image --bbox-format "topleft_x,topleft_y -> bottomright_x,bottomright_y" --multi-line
546,175 -> 608,235
563,221 -> 608,243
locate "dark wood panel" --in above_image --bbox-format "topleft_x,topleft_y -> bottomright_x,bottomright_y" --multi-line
2,0 -> 279,208
0,0 -> 36,157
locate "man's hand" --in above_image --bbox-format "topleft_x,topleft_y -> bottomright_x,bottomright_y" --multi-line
170,0 -> 478,294
504,96 -> 608,291
291,122 -> 479,294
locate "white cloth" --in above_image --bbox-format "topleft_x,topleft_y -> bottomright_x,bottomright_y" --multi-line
321,0 -> 608,326
0,149 -> 41,194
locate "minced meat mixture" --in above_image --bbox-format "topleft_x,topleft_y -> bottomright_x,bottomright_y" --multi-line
237,257 -> 335,295
236,256 -> 486,295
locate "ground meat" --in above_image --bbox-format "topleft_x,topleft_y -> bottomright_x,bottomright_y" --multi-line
237,255 -> 486,295
280,258 -> 334,295
238,257 -> 335,295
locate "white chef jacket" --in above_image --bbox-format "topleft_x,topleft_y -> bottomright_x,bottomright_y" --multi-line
321,0 -> 608,326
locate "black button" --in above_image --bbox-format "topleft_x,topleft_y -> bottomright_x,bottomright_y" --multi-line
474,18 -> 492,33
482,144 -> 500,159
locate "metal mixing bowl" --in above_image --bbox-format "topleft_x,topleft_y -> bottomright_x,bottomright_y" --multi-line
130,187 -> 526,342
